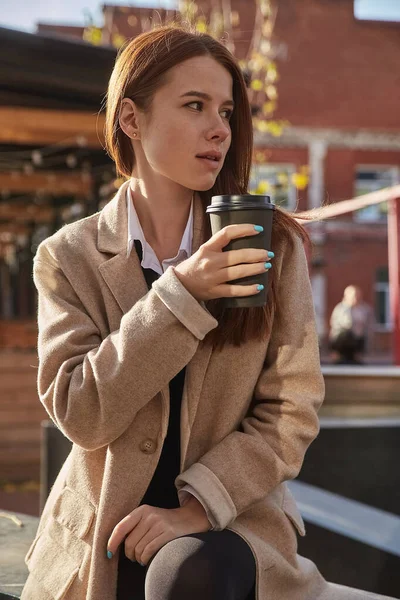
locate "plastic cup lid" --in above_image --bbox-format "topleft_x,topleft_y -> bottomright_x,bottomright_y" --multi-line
206,194 -> 275,212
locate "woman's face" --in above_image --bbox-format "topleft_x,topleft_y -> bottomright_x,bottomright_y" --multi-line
128,55 -> 234,191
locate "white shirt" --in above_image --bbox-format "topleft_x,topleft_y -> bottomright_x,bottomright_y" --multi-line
125,187 -> 217,529
127,187 -> 193,274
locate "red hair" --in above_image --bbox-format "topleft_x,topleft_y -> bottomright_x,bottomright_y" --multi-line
105,25 -> 309,349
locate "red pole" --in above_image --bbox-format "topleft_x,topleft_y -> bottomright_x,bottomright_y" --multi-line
388,197 -> 400,366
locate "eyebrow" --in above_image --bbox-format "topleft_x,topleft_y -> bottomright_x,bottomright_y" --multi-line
180,90 -> 235,108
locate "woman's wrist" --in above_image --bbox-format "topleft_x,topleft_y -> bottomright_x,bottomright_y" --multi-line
179,494 -> 212,531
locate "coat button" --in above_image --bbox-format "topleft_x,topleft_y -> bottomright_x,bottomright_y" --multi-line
139,439 -> 157,454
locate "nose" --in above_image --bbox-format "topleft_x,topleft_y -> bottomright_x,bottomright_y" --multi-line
205,117 -> 231,144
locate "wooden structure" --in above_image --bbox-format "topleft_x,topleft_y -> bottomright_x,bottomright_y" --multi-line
0,27 -> 117,334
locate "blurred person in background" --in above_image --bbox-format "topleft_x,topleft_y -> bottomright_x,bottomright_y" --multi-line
329,285 -> 375,365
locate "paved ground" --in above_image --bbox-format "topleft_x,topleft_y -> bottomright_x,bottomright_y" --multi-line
0,509 -> 38,598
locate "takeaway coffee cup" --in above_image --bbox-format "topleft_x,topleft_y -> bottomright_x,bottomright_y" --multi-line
206,194 -> 275,308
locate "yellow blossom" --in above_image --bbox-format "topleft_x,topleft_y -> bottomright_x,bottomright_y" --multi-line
112,33 -> 126,48
260,40 -> 271,55
257,120 -> 271,132
266,121 -> 284,136
83,27 -> 103,46
230,11 -> 240,26
195,19 -> 207,33
256,180 -> 270,194
291,173 -> 309,190
251,79 -> 264,91
277,172 -> 288,185
262,100 -> 276,114
266,84 -> 278,100
266,63 -> 278,82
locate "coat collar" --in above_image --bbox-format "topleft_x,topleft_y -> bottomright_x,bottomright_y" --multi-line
98,179 -> 206,257
97,180 -> 207,315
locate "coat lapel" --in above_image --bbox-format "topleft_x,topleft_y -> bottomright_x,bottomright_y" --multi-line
180,193 -> 214,471
97,180 -> 148,313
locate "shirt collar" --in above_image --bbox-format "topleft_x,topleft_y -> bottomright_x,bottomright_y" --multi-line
126,187 -> 193,265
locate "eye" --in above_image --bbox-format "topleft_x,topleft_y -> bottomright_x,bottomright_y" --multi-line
186,101 -> 203,111
221,108 -> 233,120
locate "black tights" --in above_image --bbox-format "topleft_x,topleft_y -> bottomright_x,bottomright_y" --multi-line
116,529 -> 256,600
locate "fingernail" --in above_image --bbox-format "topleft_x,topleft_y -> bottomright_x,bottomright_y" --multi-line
107,550 -> 113,559
267,251 -> 275,258
254,225 -> 264,232
264,262 -> 272,269
257,284 -> 264,291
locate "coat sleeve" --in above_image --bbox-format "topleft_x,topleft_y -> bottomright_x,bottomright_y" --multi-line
175,232 -> 325,530
33,243 -> 217,451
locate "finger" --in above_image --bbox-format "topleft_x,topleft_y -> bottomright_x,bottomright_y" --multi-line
124,518 -> 153,562
134,525 -> 166,564
221,261 -> 271,284
205,224 -> 263,251
216,282 -> 265,298
140,531 -> 169,566
107,508 -> 142,557
223,247 -> 270,267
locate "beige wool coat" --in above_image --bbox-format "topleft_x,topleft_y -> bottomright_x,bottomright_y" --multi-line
22,181 -> 394,600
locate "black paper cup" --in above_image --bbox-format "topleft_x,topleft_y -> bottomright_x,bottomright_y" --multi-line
206,194 -> 275,308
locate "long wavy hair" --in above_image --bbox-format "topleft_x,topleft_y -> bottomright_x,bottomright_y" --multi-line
105,24 -> 311,350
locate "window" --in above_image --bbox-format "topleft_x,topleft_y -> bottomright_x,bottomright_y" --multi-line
374,267 -> 392,330
354,0 -> 400,22
249,163 -> 297,210
354,165 -> 399,222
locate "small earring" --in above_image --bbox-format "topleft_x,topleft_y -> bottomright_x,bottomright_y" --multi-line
133,132 -> 137,138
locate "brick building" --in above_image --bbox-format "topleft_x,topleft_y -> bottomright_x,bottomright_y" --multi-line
260,0 -> 400,357
6,0 -> 400,357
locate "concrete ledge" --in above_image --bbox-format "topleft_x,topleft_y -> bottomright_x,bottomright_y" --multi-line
289,480 -> 400,557
321,365 -> 400,417
321,366 -> 400,377
0,510 -> 39,598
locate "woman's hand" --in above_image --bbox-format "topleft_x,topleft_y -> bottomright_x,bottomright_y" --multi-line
174,224 -> 272,301
107,496 -> 211,566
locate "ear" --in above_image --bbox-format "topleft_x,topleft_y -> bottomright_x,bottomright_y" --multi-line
119,98 -> 141,140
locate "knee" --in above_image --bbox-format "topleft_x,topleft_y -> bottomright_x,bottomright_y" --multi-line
145,535 -> 218,597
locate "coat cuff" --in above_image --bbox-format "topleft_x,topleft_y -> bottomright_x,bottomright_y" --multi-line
152,267 -> 218,341
178,485 -> 217,531
175,463 -> 237,531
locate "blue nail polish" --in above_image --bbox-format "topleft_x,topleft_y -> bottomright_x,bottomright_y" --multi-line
254,225 -> 264,232
264,262 -> 272,269
107,550 -> 113,559
267,251 -> 275,258
257,284 -> 264,291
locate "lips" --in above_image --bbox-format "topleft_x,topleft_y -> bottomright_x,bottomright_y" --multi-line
196,150 -> 222,162
196,156 -> 221,170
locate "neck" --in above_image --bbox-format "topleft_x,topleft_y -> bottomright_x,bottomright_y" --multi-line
129,176 -> 193,260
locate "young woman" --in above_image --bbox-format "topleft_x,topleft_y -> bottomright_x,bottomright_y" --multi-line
22,25 -> 394,600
